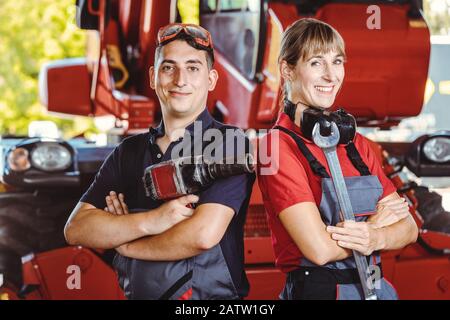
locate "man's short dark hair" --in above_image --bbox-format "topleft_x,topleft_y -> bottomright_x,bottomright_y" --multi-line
155,32 -> 215,70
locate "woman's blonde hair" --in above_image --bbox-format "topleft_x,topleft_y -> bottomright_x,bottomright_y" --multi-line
278,18 -> 346,103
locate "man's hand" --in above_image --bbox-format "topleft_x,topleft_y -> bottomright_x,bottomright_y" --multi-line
368,196 -> 410,229
115,243 -> 128,256
111,194 -> 199,255
104,191 -> 129,215
327,220 -> 384,256
105,191 -> 199,234
154,195 -> 199,232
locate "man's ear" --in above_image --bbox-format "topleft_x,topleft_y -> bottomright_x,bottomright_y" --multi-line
280,60 -> 294,82
149,66 -> 156,90
208,69 -> 219,91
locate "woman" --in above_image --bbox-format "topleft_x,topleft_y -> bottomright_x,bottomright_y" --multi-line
257,18 -> 418,300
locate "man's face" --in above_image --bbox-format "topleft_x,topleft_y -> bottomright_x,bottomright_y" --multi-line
150,40 -> 218,118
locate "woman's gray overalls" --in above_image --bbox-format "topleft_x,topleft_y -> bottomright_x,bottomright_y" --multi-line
275,126 -> 398,300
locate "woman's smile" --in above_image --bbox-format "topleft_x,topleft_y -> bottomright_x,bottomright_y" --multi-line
314,85 -> 334,93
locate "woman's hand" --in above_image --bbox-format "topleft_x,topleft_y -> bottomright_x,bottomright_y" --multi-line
327,220 -> 384,256
104,191 -> 129,215
368,196 -> 410,229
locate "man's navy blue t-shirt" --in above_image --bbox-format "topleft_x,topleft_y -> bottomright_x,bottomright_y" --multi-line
80,108 -> 255,298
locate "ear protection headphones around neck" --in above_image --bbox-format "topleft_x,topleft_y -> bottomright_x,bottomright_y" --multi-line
283,99 -> 356,145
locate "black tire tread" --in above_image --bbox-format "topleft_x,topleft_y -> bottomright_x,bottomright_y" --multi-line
0,192 -> 78,287
414,186 -> 450,234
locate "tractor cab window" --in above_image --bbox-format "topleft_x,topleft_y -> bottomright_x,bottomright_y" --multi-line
200,0 -> 263,80
279,0 -> 411,5
277,0 -> 419,16
201,0 -> 217,12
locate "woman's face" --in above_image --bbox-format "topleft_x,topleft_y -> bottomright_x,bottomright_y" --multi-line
287,50 -> 345,109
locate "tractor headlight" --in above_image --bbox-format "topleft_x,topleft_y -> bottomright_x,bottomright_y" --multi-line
7,147 -> 31,172
423,137 -> 450,163
30,143 -> 72,171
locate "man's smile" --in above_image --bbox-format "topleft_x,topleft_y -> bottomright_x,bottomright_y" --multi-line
169,90 -> 192,97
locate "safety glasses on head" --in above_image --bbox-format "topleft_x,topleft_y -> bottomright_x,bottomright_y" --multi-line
157,23 -> 213,49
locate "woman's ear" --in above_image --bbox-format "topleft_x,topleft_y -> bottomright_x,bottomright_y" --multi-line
280,60 -> 294,82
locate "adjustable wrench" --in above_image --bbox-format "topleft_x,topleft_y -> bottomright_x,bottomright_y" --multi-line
312,120 -> 378,300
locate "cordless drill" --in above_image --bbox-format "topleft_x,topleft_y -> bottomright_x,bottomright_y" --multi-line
142,154 -> 255,200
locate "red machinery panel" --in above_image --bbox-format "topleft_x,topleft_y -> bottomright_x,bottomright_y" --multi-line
248,2 -> 431,129
323,4 -> 430,123
40,59 -> 92,117
20,247 -> 125,300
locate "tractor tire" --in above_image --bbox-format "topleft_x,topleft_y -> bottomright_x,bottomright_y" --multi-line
0,191 -> 79,288
0,278 -> 20,300
0,246 -> 21,287
414,186 -> 450,234
422,212 -> 450,234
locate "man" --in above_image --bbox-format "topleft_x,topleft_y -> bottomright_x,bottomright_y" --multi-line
64,24 -> 255,300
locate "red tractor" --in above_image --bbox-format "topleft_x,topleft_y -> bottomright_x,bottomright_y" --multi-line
1,0 -> 449,300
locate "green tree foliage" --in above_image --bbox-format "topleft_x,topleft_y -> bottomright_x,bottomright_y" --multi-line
424,0 -> 450,36
0,0 -> 95,137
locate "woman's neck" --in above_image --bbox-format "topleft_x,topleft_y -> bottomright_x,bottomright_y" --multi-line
293,101 -> 309,129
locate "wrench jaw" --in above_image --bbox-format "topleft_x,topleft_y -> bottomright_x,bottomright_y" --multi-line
366,294 -> 378,300
312,121 -> 340,148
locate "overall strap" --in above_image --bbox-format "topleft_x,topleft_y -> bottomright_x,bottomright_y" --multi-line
345,142 -> 371,176
274,126 -> 330,179
275,126 -> 371,178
